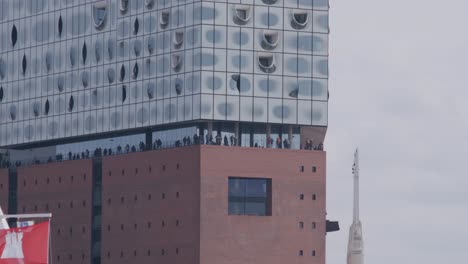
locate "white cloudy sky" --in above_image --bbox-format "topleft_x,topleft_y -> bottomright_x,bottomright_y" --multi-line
326,0 -> 468,263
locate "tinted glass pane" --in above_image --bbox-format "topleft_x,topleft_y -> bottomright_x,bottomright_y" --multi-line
228,202 -> 244,215
245,179 -> 267,197
245,202 -> 266,216
229,178 -> 245,196
228,177 -> 271,216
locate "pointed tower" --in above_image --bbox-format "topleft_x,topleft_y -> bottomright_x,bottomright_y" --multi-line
347,149 -> 364,264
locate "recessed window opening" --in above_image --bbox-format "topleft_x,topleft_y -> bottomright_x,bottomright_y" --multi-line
262,30 -> 279,50
233,5 -> 251,25
133,18 -> 140,35
120,0 -> 129,14
93,1 -> 108,30
172,53 -> 183,72
11,25 -> 18,47
120,65 -> 126,81
173,30 -> 184,49
289,89 -> 299,98
159,10 -> 170,29
258,53 -> 276,73
132,62 -> 139,79
228,177 -> 272,216
145,0 -> 155,9
82,42 -> 87,64
22,54 -> 27,75
58,16 -> 63,36
291,10 -> 309,29
231,74 -> 241,93
68,96 -> 74,112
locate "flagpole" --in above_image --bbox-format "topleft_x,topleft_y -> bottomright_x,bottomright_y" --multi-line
0,213 -> 52,219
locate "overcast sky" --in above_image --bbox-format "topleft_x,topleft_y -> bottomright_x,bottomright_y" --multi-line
326,0 -> 468,263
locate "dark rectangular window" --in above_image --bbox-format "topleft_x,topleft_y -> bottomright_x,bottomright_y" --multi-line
228,177 -> 272,216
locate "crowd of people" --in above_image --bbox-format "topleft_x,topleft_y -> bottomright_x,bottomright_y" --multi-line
0,134 -> 323,169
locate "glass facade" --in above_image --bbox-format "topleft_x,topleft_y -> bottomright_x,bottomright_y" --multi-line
0,0 -> 329,148
228,177 -> 272,216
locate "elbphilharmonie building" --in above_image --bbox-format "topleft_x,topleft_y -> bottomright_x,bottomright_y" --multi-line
0,1 -> 337,264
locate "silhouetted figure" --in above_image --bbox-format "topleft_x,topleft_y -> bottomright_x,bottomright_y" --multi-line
224,136 -> 229,146
183,137 -> 187,146
125,144 -> 130,153
131,145 -> 136,152
276,137 -> 282,149
68,152 -> 72,160
318,143 -> 324,151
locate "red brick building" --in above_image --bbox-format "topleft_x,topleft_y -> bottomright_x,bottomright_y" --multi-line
0,145 -> 330,264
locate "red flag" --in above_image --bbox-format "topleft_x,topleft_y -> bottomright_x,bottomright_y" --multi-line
0,221 -> 49,264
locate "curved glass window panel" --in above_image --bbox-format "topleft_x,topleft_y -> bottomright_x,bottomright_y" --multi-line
81,71 -> 90,87
258,53 -> 276,73
11,25 -> 18,47
118,41 -> 128,58
144,58 -> 155,77
93,1 -> 108,30
159,10 -> 170,29
0,58 -> 5,80
107,68 -> 115,84
68,96 -> 74,112
133,18 -> 140,35
107,38 -> 115,60
132,62 -> 139,79
32,102 -> 41,117
69,46 -> 77,67
145,0 -> 155,9
45,51 -> 53,72
233,5 -> 251,25
172,53 -> 183,72
58,15 -> 63,36
91,89 -> 99,107
22,54 -> 27,75
291,10 -> 309,29
120,65 -> 126,81
230,74 -> 241,93
173,30 -> 184,49
133,40 -> 142,57
0,86 -> 3,102
262,30 -> 279,50
120,0 -> 129,14
9,105 -> 17,121
121,85 -> 127,102
289,89 -> 299,98
174,78 -> 183,96
57,76 -> 65,92
44,99 -> 50,115
146,36 -> 156,55
146,82 -> 155,99
82,42 -> 88,64
95,41 -> 102,62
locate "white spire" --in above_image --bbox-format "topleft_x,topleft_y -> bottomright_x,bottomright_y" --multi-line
347,148 -> 364,264
353,149 -> 360,223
